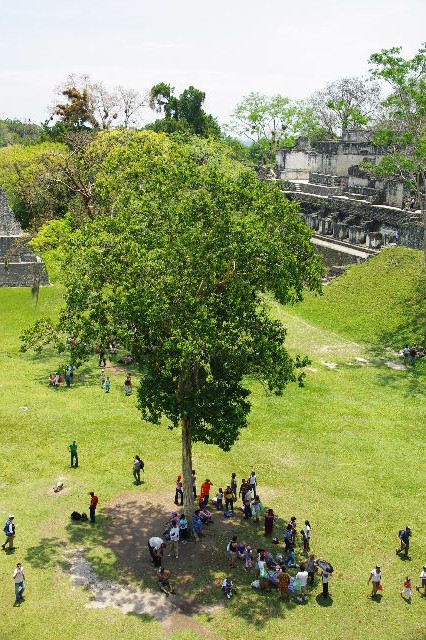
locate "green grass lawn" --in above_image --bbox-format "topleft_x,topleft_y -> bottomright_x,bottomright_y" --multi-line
0,248 -> 425,640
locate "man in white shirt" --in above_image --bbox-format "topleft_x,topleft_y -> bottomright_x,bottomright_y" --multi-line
148,536 -> 166,567
367,565 -> 382,597
13,563 -> 25,604
168,524 -> 180,559
296,563 -> 309,603
416,565 -> 426,595
248,471 -> 257,498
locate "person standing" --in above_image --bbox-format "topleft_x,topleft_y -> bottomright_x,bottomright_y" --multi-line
89,492 -> 98,523
65,364 -> 73,388
174,475 -> 183,506
321,568 -> 331,598
396,526 -> 412,558
169,522 -> 180,559
304,520 -> 311,553
69,440 -> 78,468
224,486 -> 234,512
105,376 -> 111,393
2,515 -> 15,550
124,373 -> 132,396
13,563 -> 25,604
238,479 -> 248,506
100,369 -> 106,388
192,509 -> 203,541
133,456 -> 142,484
248,471 -> 257,498
415,565 -> 426,596
191,470 -> 197,499
230,473 -> 237,500
401,576 -> 412,603
148,537 -> 166,567
277,566 -> 290,600
264,508 -> 274,536
368,565 -> 382,598
200,479 -> 213,507
216,488 -> 223,511
296,563 -> 309,603
307,554 -> 316,585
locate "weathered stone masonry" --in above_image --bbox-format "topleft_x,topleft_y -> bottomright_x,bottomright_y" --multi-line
0,187 -> 49,287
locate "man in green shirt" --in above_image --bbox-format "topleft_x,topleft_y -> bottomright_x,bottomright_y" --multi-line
69,440 -> 78,468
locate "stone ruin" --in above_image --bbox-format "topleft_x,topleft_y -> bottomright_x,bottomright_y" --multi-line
0,187 -> 49,287
275,130 -> 424,254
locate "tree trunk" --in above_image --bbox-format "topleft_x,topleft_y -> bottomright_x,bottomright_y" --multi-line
181,415 -> 195,537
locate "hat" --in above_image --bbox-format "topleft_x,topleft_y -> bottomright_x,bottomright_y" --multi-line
9,514 -> 14,519
275,565 -> 281,571
376,564 -> 381,569
246,546 -> 251,551
177,475 -> 182,480
170,511 -> 177,517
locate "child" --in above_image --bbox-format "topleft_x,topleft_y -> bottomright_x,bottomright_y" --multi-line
401,576 -> 412,603
244,546 -> 253,571
100,369 -> 106,388
105,376 -> 111,393
222,577 -> 234,599
237,542 -> 246,560
179,514 -> 188,542
216,488 -> 223,511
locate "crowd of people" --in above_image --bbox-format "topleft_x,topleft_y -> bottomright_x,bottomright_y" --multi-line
402,343 -> 425,365
144,470 -> 426,608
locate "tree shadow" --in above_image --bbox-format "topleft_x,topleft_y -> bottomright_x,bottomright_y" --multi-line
24,537 -> 68,570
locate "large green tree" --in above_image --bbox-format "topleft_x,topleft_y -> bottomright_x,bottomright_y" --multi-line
228,93 -> 319,165
367,44 -> 426,262
148,83 -> 221,138
22,131 -> 322,530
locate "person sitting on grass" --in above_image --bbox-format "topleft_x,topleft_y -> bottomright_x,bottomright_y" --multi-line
157,567 -> 174,596
285,547 -> 298,569
222,577 -> 234,599
237,542 -> 246,560
199,504 -> 213,524
277,566 -> 290,600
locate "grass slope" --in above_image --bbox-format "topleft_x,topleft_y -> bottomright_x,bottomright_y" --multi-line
0,249 -> 425,640
291,247 -> 426,349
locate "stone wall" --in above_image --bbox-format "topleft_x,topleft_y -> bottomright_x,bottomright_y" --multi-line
0,186 -> 49,287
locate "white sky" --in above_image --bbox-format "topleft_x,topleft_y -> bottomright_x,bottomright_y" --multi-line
1,0 -> 425,126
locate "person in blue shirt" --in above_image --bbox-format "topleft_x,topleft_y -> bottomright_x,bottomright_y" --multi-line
192,509 -> 203,541
396,526 -> 412,557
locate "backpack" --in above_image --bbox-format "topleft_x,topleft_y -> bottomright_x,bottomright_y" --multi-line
71,511 -> 82,521
81,512 -> 88,522
3,520 -> 11,535
140,459 -> 144,471
226,541 -> 231,552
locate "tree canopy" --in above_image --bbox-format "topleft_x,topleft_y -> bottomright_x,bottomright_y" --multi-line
148,83 -> 221,138
228,92 -> 319,165
308,77 -> 383,138
22,130 -> 322,526
366,44 -> 426,261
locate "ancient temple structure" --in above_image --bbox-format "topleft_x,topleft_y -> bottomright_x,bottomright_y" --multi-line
276,130 -> 424,256
0,187 -> 49,286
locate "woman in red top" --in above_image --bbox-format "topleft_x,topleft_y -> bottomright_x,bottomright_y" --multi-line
89,492 -> 98,523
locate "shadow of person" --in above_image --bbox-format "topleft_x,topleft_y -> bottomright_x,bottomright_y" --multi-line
315,593 -> 333,607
